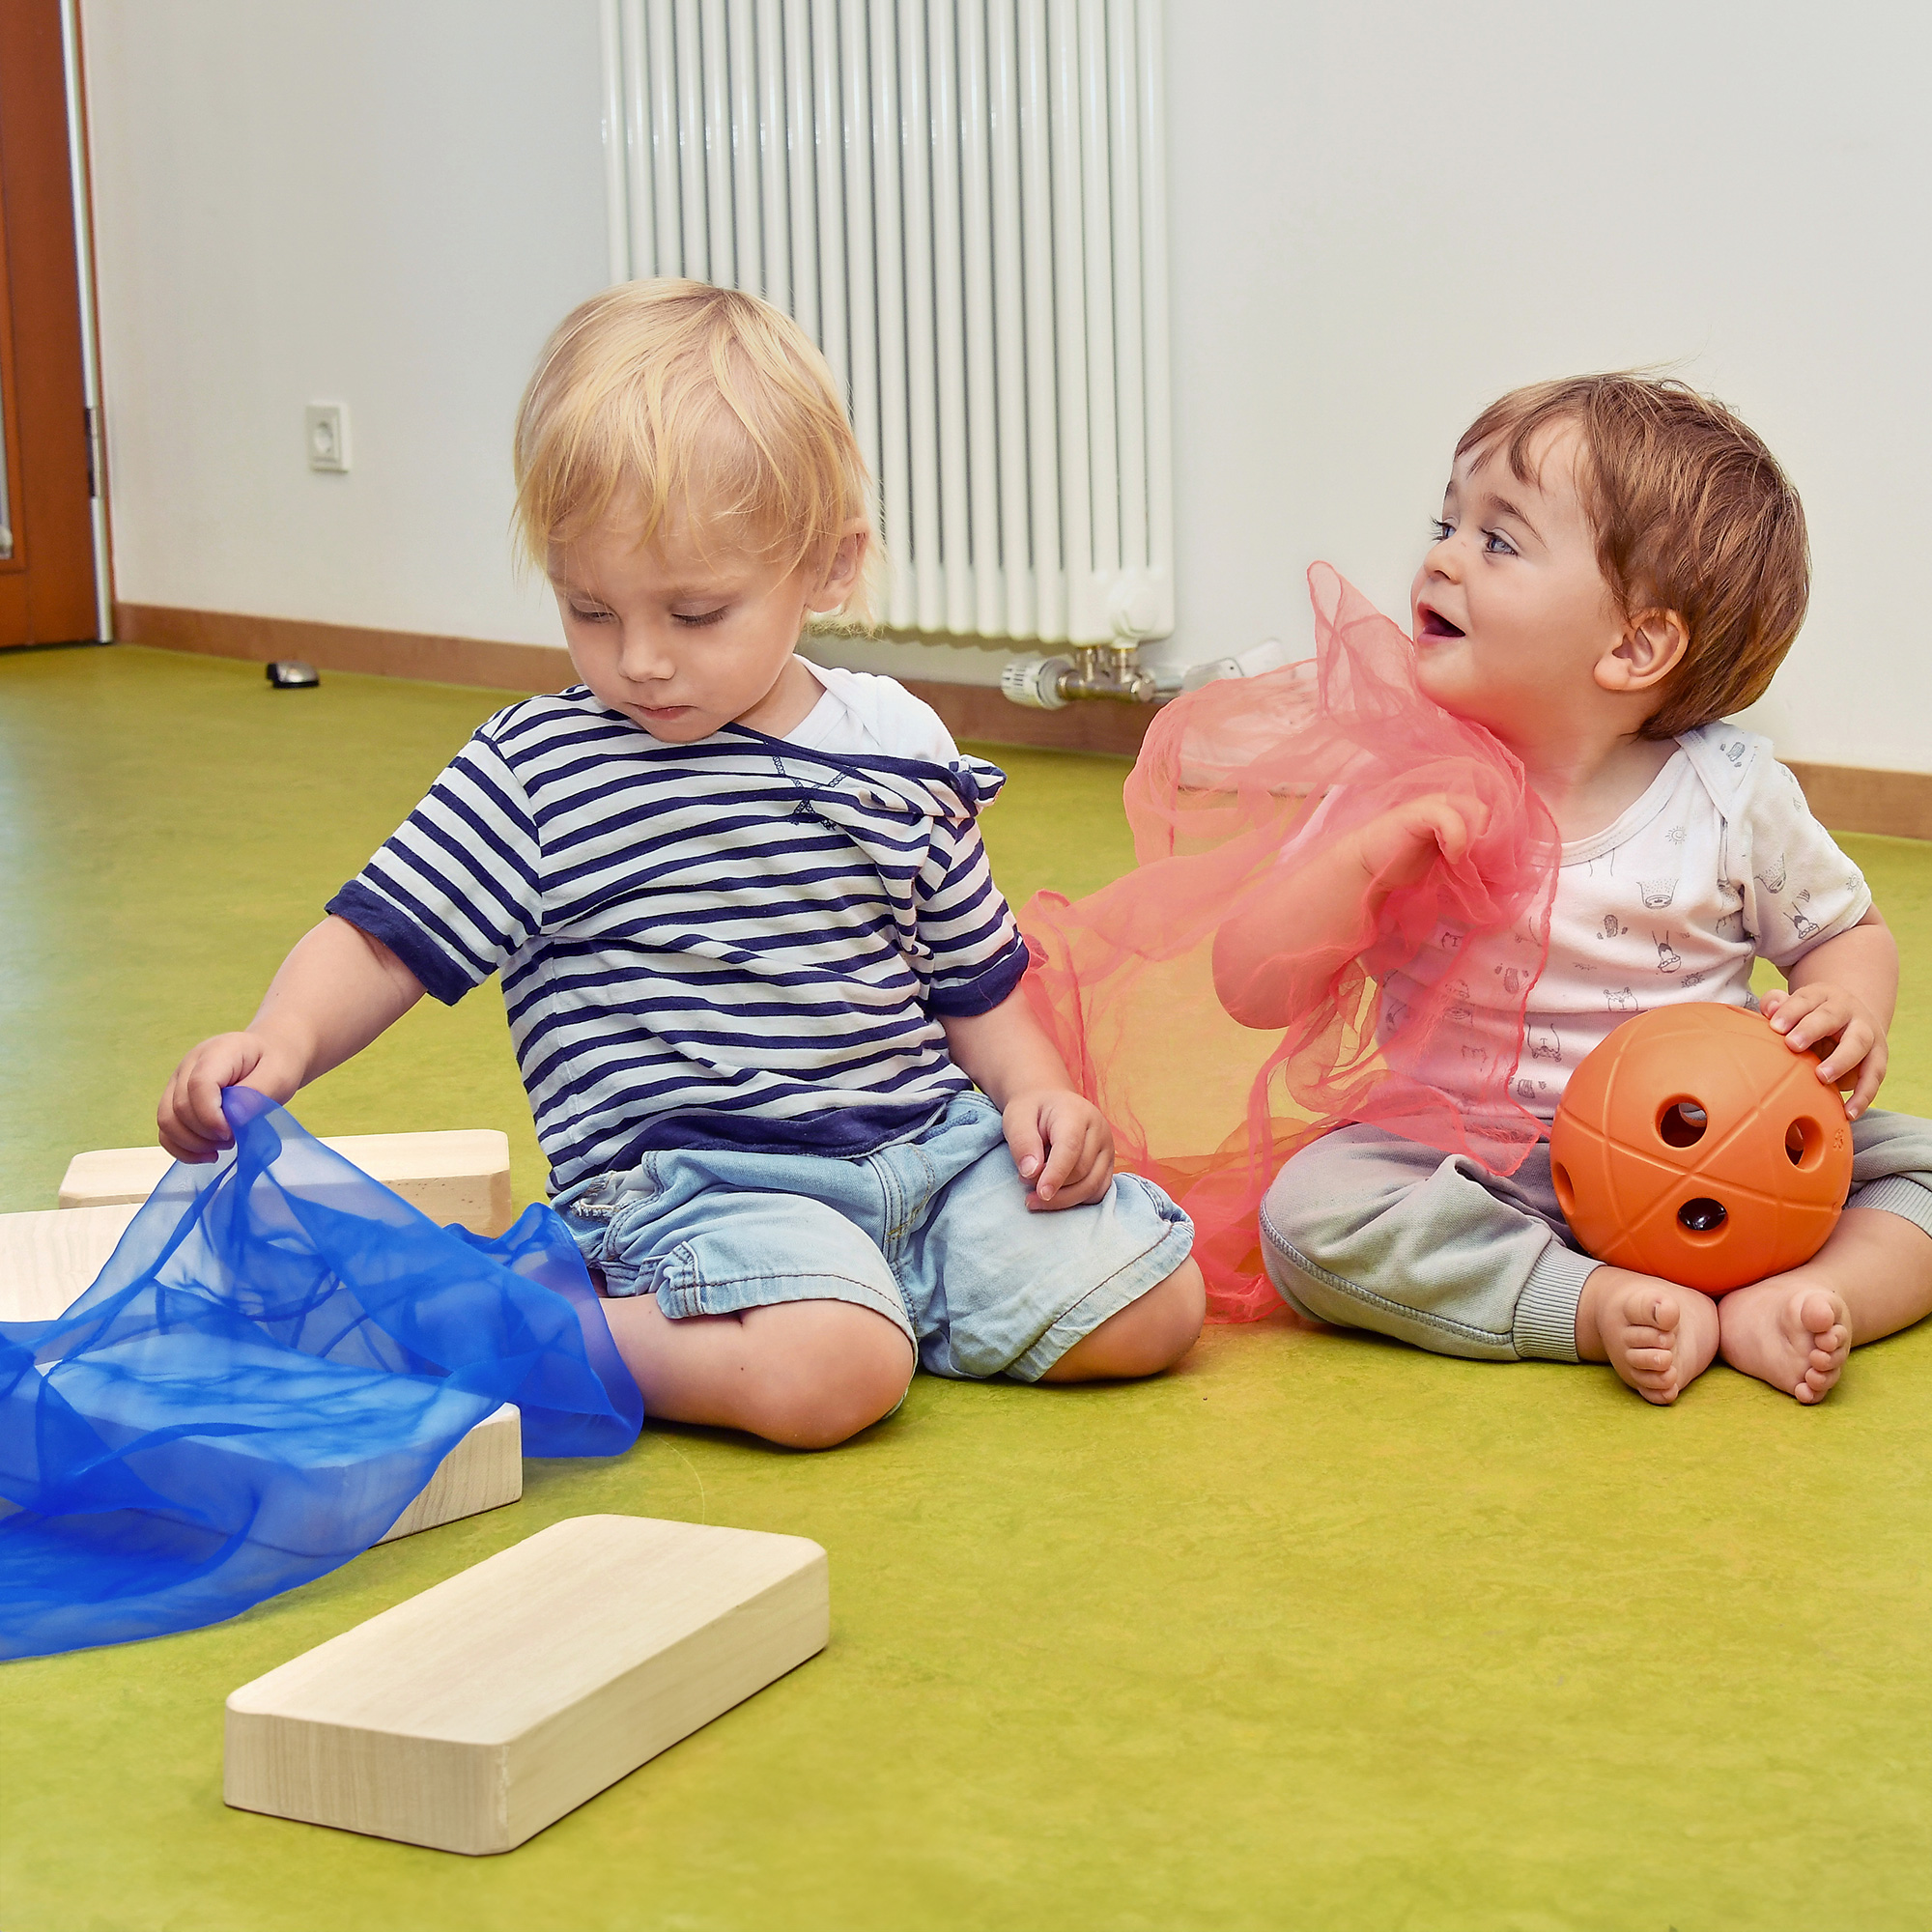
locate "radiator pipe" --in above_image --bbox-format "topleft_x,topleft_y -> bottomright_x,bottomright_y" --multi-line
1000,643 -> 1159,709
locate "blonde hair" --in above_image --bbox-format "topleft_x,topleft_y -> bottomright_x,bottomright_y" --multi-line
513,278 -> 877,624
1456,374 -> 1809,738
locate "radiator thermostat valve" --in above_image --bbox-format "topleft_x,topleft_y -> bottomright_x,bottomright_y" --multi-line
1000,653 -> 1074,710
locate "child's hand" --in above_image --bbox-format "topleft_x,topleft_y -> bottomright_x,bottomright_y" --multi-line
1002,1089 -> 1116,1210
158,1032 -> 306,1162
1759,984 -> 1889,1120
1352,792 -> 1492,894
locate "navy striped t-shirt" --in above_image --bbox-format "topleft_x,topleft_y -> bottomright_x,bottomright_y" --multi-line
327,682 -> 1029,1193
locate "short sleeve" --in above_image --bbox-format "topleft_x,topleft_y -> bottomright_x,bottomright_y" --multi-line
1738,760 -> 1872,972
800,664 -> 963,763
326,731 -> 546,1005
914,815 -> 1029,1016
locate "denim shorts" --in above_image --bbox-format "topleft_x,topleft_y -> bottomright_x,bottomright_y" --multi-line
552,1093 -> 1193,1382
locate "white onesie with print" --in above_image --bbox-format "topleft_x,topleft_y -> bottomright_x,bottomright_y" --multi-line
1508,723 -> 1871,1121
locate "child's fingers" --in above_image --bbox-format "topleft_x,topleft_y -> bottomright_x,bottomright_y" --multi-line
159,1125 -> 221,1164
187,1061 -> 244,1143
158,1078 -> 225,1162
1845,1042 -> 1888,1120
1004,1106 -> 1047,1187
1782,1011 -> 1848,1057
1776,1000 -> 1840,1052
1812,1019 -> 1869,1085
1031,1117 -> 1085,1204
1423,794 -> 1495,866
1764,985 -> 1824,1034
1428,804 -> 1470,866
1029,1122 -> 1112,1210
1054,1127 -> 1114,1208
161,1039 -> 257,1158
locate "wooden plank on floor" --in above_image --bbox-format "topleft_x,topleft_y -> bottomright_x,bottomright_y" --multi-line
224,1516 -> 830,1855
0,1203 -> 140,1320
57,1129 -> 515,1235
0,1202 -> 522,1541
376,1406 -> 523,1544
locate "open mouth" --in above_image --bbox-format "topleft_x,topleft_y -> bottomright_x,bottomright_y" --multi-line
1417,608 -> 1465,640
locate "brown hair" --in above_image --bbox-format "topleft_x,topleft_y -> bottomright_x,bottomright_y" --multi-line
513,278 -> 877,623
1455,374 -> 1808,737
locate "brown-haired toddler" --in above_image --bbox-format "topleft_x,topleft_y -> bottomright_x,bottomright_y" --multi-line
1228,375 -> 1932,1404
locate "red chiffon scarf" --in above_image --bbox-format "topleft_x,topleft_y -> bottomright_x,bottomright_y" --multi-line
1019,565 -> 1561,1320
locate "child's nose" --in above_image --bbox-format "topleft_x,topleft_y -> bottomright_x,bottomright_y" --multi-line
614,624 -> 677,682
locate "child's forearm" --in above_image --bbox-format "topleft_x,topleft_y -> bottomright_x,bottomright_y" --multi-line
159,916 -> 428,1159
1211,841 -> 1380,1030
938,986 -> 1075,1106
1783,909 -> 1897,1027
248,916 -> 428,1084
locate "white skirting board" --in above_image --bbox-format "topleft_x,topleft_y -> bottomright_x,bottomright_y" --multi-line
57,1128 -> 515,1236
224,1516 -> 831,1854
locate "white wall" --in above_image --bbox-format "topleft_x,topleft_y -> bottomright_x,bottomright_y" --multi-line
82,0 -> 609,646
1160,0 -> 1932,773
85,2 -> 1932,768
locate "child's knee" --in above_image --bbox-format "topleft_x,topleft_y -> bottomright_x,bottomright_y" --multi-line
1041,1256 -> 1205,1381
741,1300 -> 914,1449
1150,1255 -> 1208,1360
1115,1256 -> 1207,1373
1260,1159 -> 1359,1302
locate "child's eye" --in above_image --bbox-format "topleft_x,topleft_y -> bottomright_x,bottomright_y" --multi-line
1428,519 -> 1453,543
673,608 -> 728,628
569,604 -> 614,624
1482,529 -> 1519,556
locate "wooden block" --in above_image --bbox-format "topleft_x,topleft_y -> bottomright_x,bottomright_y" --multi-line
57,1129 -> 515,1236
0,1202 -> 520,1540
224,1516 -> 830,1854
0,1203 -> 141,1321
375,1405 -> 523,1544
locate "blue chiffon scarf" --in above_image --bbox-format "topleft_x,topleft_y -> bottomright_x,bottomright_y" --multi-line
0,1091 -> 642,1661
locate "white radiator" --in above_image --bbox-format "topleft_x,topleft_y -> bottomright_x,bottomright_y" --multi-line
598,0 -> 1173,649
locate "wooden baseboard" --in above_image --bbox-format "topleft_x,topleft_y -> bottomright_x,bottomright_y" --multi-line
898,678 -> 1155,756
1783,761 -> 1932,844
109,604 -> 1932,827
112,602 -> 1159,756
114,602 -> 576,696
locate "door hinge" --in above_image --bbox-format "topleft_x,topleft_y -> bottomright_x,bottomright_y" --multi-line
84,405 -> 101,498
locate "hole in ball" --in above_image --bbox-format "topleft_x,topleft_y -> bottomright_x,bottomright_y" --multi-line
1658,1100 -> 1709,1149
1677,1196 -> 1727,1234
1551,1161 -> 1575,1216
1785,1117 -> 1822,1167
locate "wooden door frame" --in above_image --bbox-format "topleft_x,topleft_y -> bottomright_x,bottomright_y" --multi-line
0,0 -> 109,648
59,0 -> 110,639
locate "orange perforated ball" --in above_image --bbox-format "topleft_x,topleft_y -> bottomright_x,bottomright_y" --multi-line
1548,1002 -> 1853,1294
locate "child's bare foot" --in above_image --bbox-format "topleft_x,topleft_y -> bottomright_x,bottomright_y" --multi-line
1575,1267 -> 1720,1405
1719,1276 -> 1851,1404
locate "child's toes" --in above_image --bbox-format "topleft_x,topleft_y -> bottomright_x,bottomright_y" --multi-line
1797,1290 -> 1845,1345
1633,1293 -> 1680,1335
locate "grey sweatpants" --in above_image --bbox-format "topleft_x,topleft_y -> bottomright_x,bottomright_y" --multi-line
1260,1109 -> 1932,1363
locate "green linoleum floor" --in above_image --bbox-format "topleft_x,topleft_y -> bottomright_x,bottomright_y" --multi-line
4,641 -> 1932,1932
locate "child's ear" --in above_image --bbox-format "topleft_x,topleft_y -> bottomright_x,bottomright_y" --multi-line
807,521 -> 872,614
1596,608 -> 1690,696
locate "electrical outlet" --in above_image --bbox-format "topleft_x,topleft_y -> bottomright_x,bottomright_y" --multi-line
305,403 -> 350,473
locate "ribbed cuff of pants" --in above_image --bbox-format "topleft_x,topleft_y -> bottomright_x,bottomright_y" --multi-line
1513,1241 -> 1597,1362
1853,1175 -> 1932,1240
